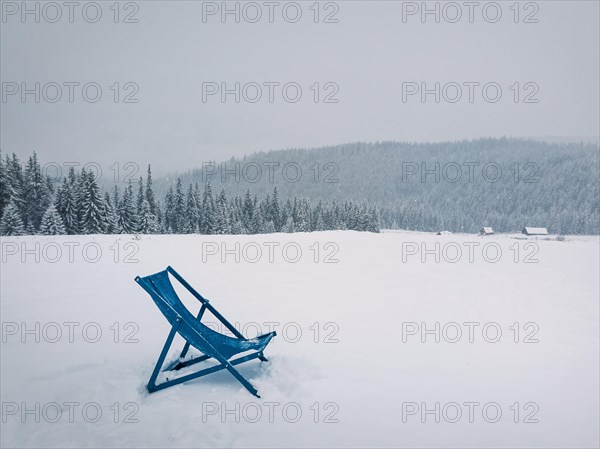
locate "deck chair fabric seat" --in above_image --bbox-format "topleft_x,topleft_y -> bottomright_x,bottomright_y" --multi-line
139,269 -> 274,360
135,266 -> 276,397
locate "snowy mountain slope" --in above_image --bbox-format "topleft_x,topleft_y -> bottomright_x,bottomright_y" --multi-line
1,231 -> 598,448
157,139 -> 600,234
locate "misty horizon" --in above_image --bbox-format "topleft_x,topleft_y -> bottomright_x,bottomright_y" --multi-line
3,134 -> 599,179
2,1 -> 599,174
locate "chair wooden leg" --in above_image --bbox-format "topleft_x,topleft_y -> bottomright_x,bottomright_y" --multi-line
147,318 -> 181,391
148,350 -> 264,396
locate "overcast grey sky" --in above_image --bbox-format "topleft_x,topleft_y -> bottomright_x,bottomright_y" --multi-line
1,0 -> 598,174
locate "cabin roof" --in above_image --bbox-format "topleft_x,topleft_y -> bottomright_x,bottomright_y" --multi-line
522,227 -> 548,235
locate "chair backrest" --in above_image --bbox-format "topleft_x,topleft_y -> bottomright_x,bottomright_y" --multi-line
136,269 -> 242,359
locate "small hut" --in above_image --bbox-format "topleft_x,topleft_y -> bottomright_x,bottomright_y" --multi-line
480,227 -> 494,235
522,227 -> 548,236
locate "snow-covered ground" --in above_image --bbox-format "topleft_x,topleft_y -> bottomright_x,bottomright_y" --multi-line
1,231 -> 598,448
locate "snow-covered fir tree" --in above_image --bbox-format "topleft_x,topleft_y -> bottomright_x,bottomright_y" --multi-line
22,152 -> 51,231
39,204 -> 66,235
155,200 -> 164,231
0,154 -> 11,217
184,184 -> 199,233
270,187 -> 282,231
193,183 -> 202,229
118,180 -> 139,234
163,186 -> 175,233
313,201 -> 326,231
3,153 -> 25,218
200,182 -> 216,234
283,215 -> 295,233
215,188 -> 230,234
138,197 -> 159,234
104,191 -> 119,234
79,169 -> 107,234
173,178 -> 185,233
295,198 -> 311,232
145,165 -> 156,215
0,201 -> 25,236
241,190 -> 255,232
55,169 -> 79,234
136,177 -> 145,217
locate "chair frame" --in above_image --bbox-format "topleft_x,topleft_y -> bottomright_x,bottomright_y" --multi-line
135,266 -> 272,397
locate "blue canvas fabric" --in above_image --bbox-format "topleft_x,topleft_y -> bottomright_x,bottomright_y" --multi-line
138,269 -> 274,360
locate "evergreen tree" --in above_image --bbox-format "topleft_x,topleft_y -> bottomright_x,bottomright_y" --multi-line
229,195 -> 246,234
184,183 -> 199,233
280,199 -> 290,229
164,186 -> 175,233
283,215 -> 295,233
322,206 -> 335,230
345,203 -> 359,230
5,153 -> 25,215
66,167 -> 80,233
23,152 -> 52,231
55,172 -> 79,234
118,180 -> 139,233
136,177 -> 145,217
215,189 -> 230,234
104,191 -> 119,234
193,183 -> 203,231
146,165 -> 156,214
74,167 -> 88,228
357,204 -> 370,231
271,187 -> 282,231
263,220 -> 276,233
173,178 -> 185,233
242,189 -> 255,232
313,201 -> 326,231
25,222 -> 36,235
79,170 -> 107,234
113,185 -> 120,215
138,198 -> 159,234
45,174 -> 55,199
40,204 -> 66,235
0,154 -> 10,217
250,204 -> 265,234
368,207 -> 381,233
155,200 -> 164,232
291,198 -> 299,227
201,182 -> 216,234
0,201 -> 25,236
295,198 -> 311,232
230,216 -> 246,234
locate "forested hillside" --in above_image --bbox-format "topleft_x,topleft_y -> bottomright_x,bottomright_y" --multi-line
161,138 -> 599,234
0,152 -> 378,236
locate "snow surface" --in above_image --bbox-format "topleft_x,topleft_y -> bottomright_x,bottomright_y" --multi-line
1,231 -> 598,448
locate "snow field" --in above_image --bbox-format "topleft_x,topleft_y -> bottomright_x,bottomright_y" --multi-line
1,231 -> 598,447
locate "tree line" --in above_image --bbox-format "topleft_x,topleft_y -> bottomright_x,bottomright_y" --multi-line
0,152 -> 381,236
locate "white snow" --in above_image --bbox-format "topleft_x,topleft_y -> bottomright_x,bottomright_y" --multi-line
1,231 -> 598,448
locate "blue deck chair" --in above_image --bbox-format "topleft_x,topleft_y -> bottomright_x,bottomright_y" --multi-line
135,266 -> 276,397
